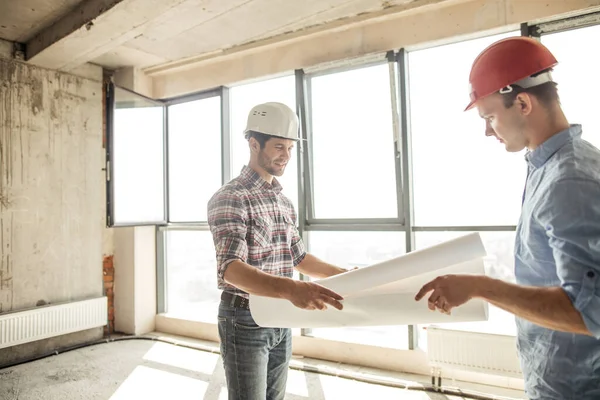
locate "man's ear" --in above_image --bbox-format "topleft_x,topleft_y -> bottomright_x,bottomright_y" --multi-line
516,93 -> 533,116
249,137 -> 260,153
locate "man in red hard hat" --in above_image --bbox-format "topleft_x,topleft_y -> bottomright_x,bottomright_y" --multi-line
415,36 -> 600,399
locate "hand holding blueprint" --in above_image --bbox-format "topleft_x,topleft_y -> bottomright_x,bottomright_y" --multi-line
249,233 -> 489,328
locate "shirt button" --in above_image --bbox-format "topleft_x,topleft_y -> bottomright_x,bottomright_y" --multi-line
587,271 -> 595,279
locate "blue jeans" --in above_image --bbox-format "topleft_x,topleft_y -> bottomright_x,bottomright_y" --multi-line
218,301 -> 292,400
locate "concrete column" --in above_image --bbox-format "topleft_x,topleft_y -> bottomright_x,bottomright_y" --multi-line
112,69 -> 157,335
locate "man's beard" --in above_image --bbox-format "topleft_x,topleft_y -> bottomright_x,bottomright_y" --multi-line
259,152 -> 285,177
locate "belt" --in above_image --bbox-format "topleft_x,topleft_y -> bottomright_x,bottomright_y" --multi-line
221,291 -> 250,310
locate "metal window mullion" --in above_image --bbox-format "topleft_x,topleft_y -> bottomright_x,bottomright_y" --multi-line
221,86 -> 232,184
164,104 -> 170,223
397,49 -> 415,253
296,69 -> 313,337
387,51 -> 405,225
156,228 -> 167,314
397,48 -> 418,350
412,225 -> 517,232
105,80 -> 115,228
160,222 -> 211,231
306,218 -> 403,225
303,76 -> 316,221
295,70 -> 307,235
304,224 -> 406,232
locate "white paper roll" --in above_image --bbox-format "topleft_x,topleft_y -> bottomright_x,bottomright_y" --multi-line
249,232 -> 489,328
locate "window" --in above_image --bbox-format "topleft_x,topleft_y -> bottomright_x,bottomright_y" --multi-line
408,32 -> 526,227
542,25 -> 600,149
229,75 -> 299,212
109,86 -> 165,225
414,231 -> 517,349
308,64 -> 399,219
168,95 -> 222,222
307,231 -> 409,349
165,230 -> 221,322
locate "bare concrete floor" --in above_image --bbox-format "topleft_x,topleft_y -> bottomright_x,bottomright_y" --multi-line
0,334 -> 525,400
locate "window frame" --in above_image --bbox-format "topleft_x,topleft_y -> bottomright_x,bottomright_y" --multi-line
301,55 -> 406,228
106,84 -> 228,227
106,82 -> 168,227
164,88 -> 225,225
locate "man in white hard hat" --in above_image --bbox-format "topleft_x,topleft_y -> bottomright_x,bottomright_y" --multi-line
207,102 -> 351,400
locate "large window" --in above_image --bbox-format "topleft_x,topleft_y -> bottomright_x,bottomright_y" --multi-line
307,231 -> 408,349
110,87 -> 165,225
308,64 -> 399,220
165,230 -> 221,322
407,32 -> 523,347
230,75 -> 299,212
111,21 -> 592,357
408,32 -> 526,227
168,95 -> 222,222
414,231 -> 517,349
542,25 -> 600,149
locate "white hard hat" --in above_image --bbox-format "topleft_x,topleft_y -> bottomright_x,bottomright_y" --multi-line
243,102 -> 300,141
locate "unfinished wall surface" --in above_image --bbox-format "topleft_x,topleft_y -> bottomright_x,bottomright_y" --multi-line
0,57 -> 104,364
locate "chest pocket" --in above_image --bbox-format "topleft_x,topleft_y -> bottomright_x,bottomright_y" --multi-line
248,218 -> 272,248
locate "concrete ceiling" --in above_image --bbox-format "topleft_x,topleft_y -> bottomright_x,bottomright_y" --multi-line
95,0 -> 419,68
0,0 -> 86,42
0,0 -> 427,71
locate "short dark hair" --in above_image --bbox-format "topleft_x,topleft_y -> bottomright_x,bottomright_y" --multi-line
501,69 -> 560,109
245,130 -> 271,149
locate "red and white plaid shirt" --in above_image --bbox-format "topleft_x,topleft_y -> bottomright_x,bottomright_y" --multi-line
207,165 -> 306,299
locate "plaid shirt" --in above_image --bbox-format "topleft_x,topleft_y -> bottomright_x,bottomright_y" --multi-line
207,165 -> 306,298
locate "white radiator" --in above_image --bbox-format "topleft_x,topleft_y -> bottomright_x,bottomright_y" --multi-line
426,327 -> 522,378
0,297 -> 107,349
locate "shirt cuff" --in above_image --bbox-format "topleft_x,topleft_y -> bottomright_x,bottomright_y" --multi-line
218,257 -> 242,281
564,269 -> 600,338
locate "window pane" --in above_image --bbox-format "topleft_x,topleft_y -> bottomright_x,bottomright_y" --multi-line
168,96 -> 222,222
408,32 -> 526,226
310,64 -> 398,219
307,231 -> 408,349
230,75 -> 299,212
414,231 -> 517,350
542,25 -> 600,149
112,87 -> 165,224
166,230 -> 220,322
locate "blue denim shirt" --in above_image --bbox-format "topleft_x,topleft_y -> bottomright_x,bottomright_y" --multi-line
515,124 -> 600,399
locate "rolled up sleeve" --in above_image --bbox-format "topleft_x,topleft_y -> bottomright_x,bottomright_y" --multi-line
535,178 -> 600,338
207,190 -> 248,281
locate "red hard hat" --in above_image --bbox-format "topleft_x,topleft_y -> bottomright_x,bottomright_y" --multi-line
464,36 -> 558,111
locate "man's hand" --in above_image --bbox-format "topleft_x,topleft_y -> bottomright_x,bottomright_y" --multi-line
333,266 -> 359,275
415,274 -> 478,314
284,281 -> 344,311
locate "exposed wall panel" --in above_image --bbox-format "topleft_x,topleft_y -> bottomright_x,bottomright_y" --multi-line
0,58 -> 103,360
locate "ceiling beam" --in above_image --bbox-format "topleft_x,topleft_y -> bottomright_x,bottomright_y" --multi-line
25,0 -> 187,71
151,0 -> 600,99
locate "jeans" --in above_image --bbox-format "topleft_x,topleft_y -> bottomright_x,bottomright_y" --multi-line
218,301 -> 292,400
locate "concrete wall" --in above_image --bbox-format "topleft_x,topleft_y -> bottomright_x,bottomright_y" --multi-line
0,57 -> 105,365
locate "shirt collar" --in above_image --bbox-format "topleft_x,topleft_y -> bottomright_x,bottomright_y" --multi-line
239,165 -> 283,193
525,124 -> 582,169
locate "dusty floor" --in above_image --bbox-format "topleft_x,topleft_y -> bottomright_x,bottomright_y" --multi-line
0,334 -> 524,400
